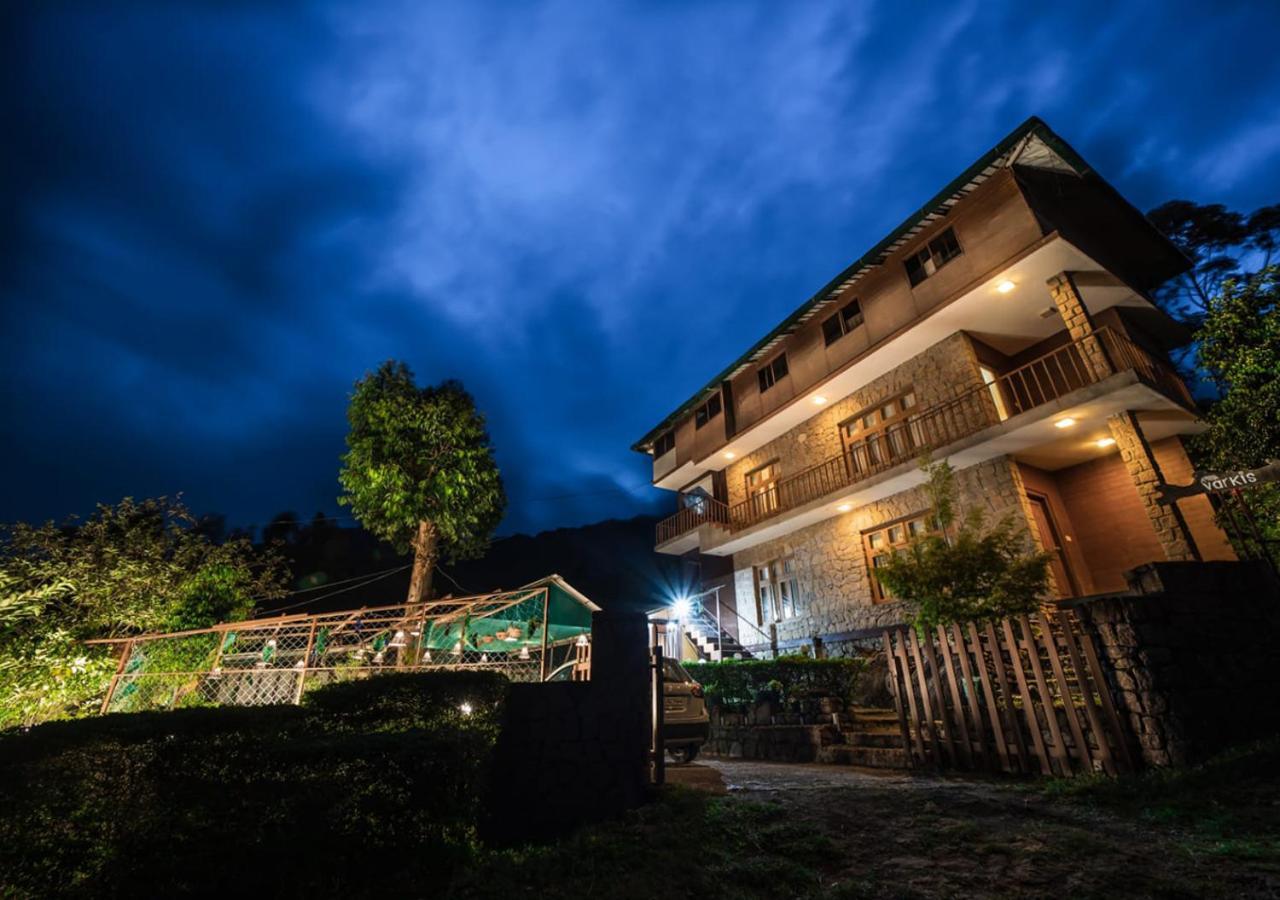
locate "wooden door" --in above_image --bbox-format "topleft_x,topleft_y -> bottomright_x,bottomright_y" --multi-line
1027,493 -> 1078,598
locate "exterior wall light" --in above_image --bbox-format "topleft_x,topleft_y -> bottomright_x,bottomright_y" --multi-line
837,503 -> 853,513
813,396 -> 828,405
1054,418 -> 1076,429
1095,437 -> 1117,448
723,451 -> 736,460
996,280 -> 1016,293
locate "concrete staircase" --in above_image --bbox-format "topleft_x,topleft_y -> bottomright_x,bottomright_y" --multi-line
819,706 -> 909,770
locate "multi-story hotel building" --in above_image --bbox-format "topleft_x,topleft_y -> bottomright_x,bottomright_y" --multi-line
633,117 -> 1235,658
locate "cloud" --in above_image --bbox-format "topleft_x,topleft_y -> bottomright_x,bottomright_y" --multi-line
3,0 -> 1279,536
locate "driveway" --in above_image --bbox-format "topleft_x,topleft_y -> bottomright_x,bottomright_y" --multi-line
666,759 -> 1280,898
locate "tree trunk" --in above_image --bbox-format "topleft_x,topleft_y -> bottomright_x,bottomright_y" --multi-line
406,520 -> 439,606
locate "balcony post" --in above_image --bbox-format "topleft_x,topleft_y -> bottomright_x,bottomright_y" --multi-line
1106,411 -> 1202,563
1047,271 -> 1114,382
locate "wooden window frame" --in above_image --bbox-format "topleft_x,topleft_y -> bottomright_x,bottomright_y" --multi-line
838,388 -> 923,476
694,393 -> 722,429
653,429 -> 675,457
754,556 -> 799,624
904,226 -> 963,287
822,299 -> 865,346
862,511 -> 939,603
756,353 -> 789,394
744,459 -> 781,518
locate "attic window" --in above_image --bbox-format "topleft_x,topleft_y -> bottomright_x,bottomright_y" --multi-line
757,353 -> 789,394
822,299 -> 865,346
904,227 -> 962,287
653,430 -> 675,457
694,394 -> 722,429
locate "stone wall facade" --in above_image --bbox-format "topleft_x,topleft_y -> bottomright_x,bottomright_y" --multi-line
729,456 -> 1039,644
723,331 -> 988,510
1075,561 -> 1280,767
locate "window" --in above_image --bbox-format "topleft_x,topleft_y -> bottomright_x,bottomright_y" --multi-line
904,227 -> 962,286
653,430 -> 675,457
694,393 -> 722,429
757,353 -> 789,394
744,461 -> 780,517
755,557 -> 798,623
863,513 -> 938,603
822,299 -> 865,346
839,390 -> 925,476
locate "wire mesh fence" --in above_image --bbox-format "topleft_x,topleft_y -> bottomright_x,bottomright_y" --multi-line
91,586 -> 594,714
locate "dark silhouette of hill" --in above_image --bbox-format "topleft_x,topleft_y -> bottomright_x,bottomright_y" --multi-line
254,514 -> 687,616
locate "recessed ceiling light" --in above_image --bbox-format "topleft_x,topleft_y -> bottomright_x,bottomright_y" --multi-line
1095,437 -> 1116,448
723,451 -> 736,460
1054,417 -> 1076,429
813,396 -> 827,405
836,503 -> 852,513
996,280 -> 1016,294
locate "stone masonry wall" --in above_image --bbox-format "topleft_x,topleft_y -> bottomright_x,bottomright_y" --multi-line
723,331 -> 987,509
1076,561 -> 1280,767
730,456 -> 1038,643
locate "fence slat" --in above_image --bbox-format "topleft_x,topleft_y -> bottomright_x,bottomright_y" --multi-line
883,632 -> 919,768
1075,618 -> 1137,772
936,625 -> 974,768
1040,616 -> 1091,774
952,622 -> 992,771
1019,615 -> 1071,776
906,628 -> 944,766
1001,618 -> 1052,775
983,621 -> 1028,772
1057,613 -> 1117,776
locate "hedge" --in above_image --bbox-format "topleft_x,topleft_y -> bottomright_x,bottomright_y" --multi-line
685,656 -> 865,709
0,671 -> 509,899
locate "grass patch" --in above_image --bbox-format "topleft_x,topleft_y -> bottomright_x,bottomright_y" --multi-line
451,786 -> 840,899
1039,736 -> 1280,864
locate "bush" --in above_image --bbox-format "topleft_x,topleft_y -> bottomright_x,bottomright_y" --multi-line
0,671 -> 509,899
685,656 -> 864,709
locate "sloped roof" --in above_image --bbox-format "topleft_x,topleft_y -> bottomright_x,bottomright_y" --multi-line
631,116 -> 1172,453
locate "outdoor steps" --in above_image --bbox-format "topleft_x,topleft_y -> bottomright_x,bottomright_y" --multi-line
819,705 -> 909,770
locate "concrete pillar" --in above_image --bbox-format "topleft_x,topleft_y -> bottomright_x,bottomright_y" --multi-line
1107,411 -> 1201,562
1047,271 -> 1114,382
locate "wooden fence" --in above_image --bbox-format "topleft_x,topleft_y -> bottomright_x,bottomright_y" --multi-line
883,612 -> 1135,777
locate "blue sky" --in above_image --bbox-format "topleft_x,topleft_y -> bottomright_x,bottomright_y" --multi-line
3,1 -> 1279,535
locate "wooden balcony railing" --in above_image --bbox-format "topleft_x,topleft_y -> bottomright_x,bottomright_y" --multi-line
655,327 -> 1191,545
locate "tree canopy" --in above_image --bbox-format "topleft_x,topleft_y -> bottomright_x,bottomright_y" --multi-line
875,460 -> 1052,632
0,497 -> 289,727
338,362 -> 506,602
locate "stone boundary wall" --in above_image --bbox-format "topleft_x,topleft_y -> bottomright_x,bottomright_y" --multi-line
1075,561 -> 1280,767
483,611 -> 650,843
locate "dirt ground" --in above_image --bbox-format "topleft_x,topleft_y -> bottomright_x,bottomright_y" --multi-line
667,759 -> 1280,898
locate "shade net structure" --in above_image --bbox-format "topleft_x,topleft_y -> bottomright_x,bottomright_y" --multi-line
90,578 -> 595,714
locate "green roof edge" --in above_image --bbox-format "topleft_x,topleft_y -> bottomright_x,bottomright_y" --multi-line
630,115 -> 1095,453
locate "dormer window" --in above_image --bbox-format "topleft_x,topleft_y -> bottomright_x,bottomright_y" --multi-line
904,227 -> 962,286
694,393 -> 722,429
757,353 -> 789,394
822,299 -> 865,346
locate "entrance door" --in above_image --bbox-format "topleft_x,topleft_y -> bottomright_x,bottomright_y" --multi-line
1027,493 -> 1078,598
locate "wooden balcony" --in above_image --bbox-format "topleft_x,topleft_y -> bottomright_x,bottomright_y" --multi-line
655,328 -> 1191,548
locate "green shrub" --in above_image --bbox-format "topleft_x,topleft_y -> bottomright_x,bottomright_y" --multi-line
0,671 -> 509,898
686,656 -> 864,709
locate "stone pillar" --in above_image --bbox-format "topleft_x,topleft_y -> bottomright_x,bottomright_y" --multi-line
1107,411 -> 1201,562
1047,271 -> 1114,382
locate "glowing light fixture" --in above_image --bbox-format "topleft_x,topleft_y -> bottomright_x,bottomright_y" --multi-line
836,503 -> 853,513
996,279 -> 1016,294
1095,437 -> 1117,448
459,702 -> 473,716
1054,417 -> 1077,429
671,596 -> 692,620
812,396 -> 828,405
723,451 -> 736,460
576,634 -> 590,648
519,644 -> 530,661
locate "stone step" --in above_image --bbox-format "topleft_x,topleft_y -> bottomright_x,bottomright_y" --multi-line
824,744 -> 910,770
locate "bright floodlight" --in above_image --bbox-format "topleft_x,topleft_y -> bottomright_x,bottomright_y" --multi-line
672,596 -> 692,620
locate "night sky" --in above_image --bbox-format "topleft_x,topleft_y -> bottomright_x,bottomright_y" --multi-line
4,2 -> 1280,537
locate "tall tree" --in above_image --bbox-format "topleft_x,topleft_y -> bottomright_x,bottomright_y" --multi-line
1147,199 -> 1280,324
338,362 -> 506,604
